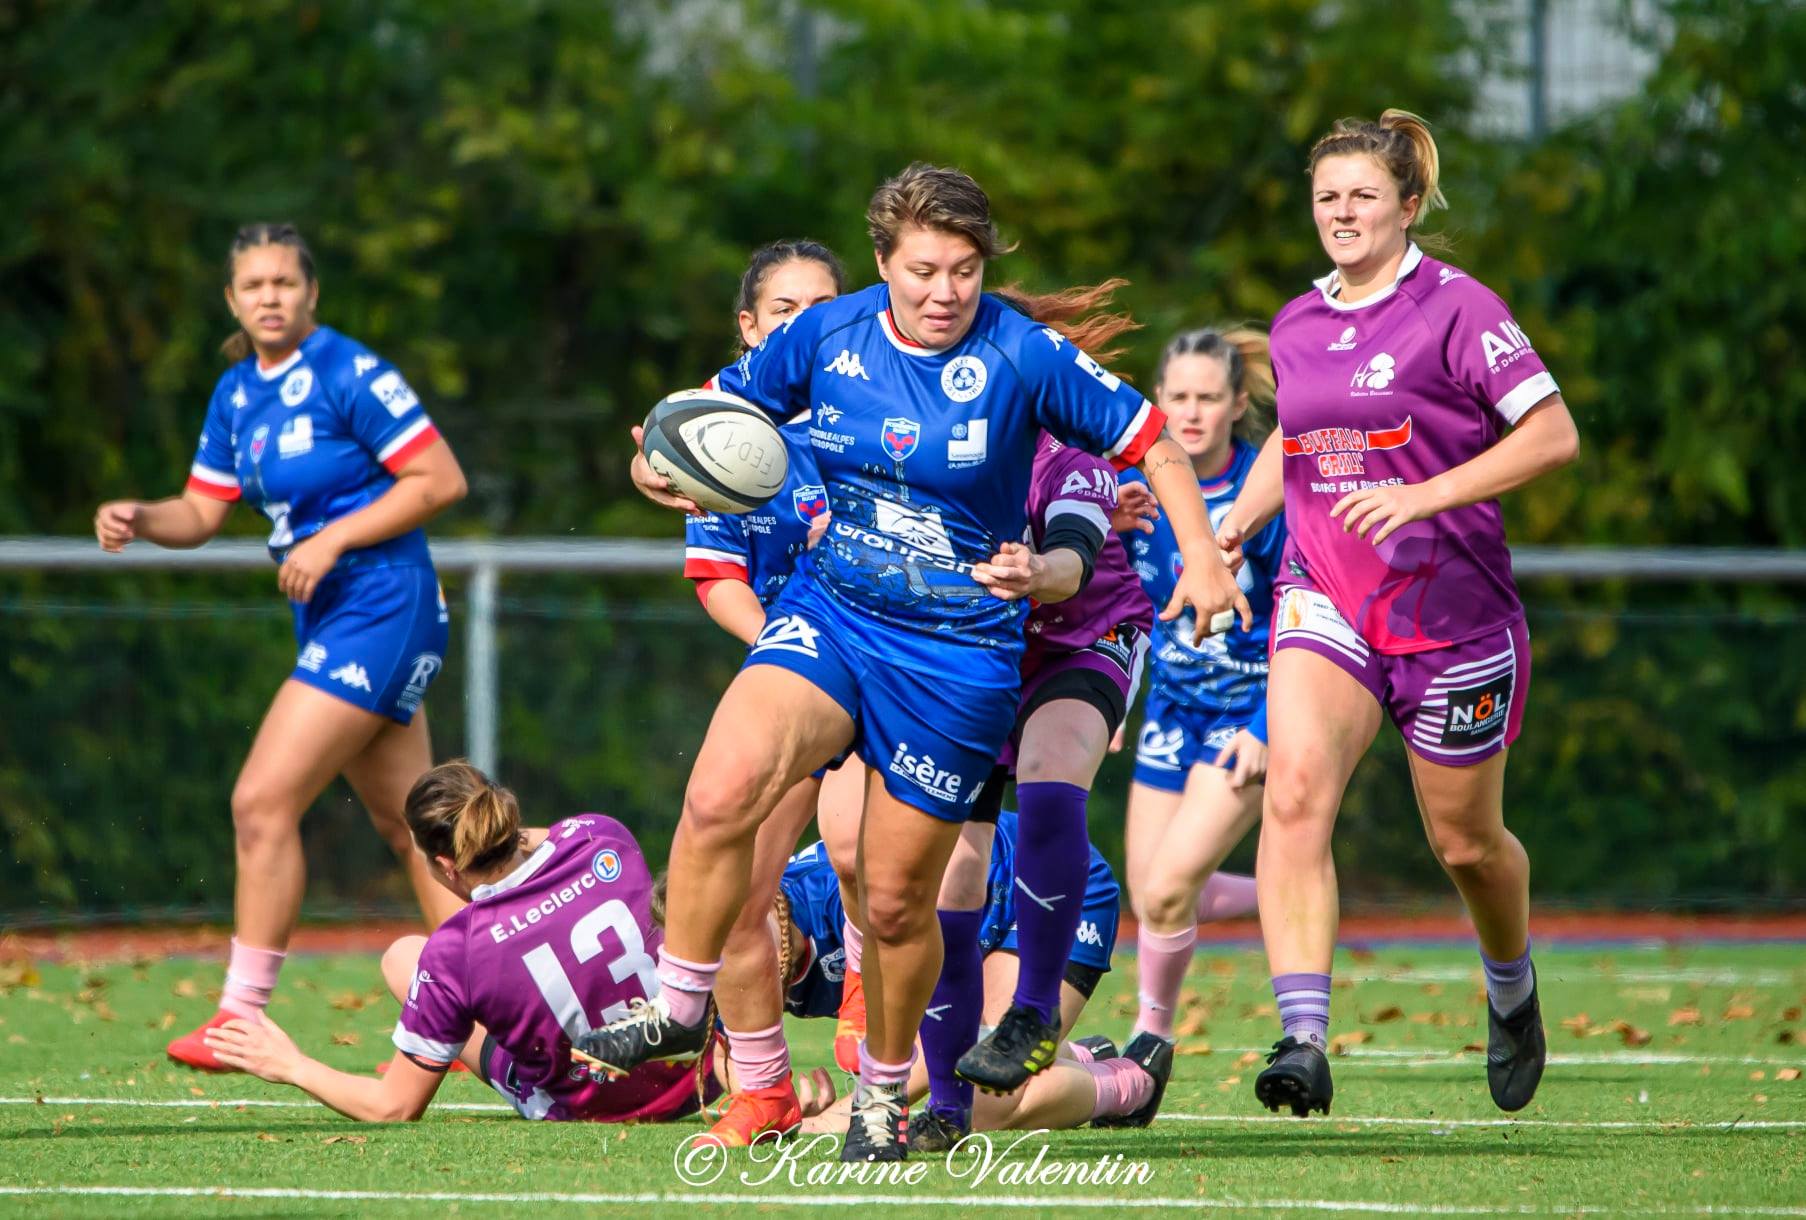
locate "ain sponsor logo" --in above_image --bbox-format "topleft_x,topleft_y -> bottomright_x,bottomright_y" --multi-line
1480,319 -> 1535,374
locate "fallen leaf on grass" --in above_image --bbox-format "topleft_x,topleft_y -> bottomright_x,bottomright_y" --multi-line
328,993 -> 367,1012
1222,1075 -> 1242,1086
1364,1005 -> 1405,1024
1175,1014 -> 1208,1037
1750,1070 -> 1766,1081
1461,1042 -> 1486,1053
1722,1004 -> 1756,1021
1175,1041 -> 1213,1057
1420,983 -> 1444,997
1409,1011 -> 1452,1027
1776,1068 -> 1801,1082
1329,1031 -> 1370,1055
156,1012 -> 177,1031
1609,1020 -> 1652,1047
1208,959 -> 1237,977
189,1087 -> 205,1097
1668,1007 -> 1702,1027
1784,1006 -> 1802,1022
1235,1051 -> 1261,1069
255,1132 -> 281,1142
1622,986 -> 1671,1003
1245,1003 -> 1275,1018
330,1032 -> 361,1047
1752,1094 -> 1768,1104
1561,1012 -> 1593,1035
172,979 -> 198,998
1348,947 -> 1376,962
321,1134 -> 368,1145
0,962 -> 41,990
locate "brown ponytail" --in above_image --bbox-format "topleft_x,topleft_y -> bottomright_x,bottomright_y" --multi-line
993,278 -> 1142,372
404,759 -> 523,875
221,222 -> 317,363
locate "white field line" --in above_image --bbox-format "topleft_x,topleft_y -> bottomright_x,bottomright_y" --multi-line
1215,1049 -> 1806,1068
1342,967 -> 1796,986
0,1186 -> 1801,1216
5,1096 -> 1802,1132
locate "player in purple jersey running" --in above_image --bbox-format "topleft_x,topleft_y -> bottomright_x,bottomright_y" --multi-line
596,165 -> 1248,1162
94,225 -> 468,1072
205,761 -> 720,1124
1121,328 -> 1281,1047
1218,112 -> 1580,1117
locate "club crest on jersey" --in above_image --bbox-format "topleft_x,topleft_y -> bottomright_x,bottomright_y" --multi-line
592,848 -> 623,884
248,423 -> 270,463
792,484 -> 828,522
280,367 -> 313,407
881,417 -> 920,462
1349,352 -> 1397,393
941,355 -> 987,403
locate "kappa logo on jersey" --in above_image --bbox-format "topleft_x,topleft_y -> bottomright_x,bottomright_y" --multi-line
1327,325 -> 1358,351
940,355 -> 987,403
886,741 -> 963,804
277,414 -> 314,458
328,661 -> 372,692
1075,920 -> 1104,948
1136,720 -> 1185,770
1350,352 -> 1398,392
353,354 -> 380,377
815,402 -> 844,426
1480,319 -> 1535,374
369,370 -> 420,419
230,385 -> 249,409
397,652 -> 441,714
880,416 -> 920,462
1039,326 -> 1065,349
297,641 -> 328,673
752,613 -> 821,658
280,367 -> 314,407
248,423 -> 271,464
792,484 -> 828,522
947,418 -> 988,466
1282,417 -> 1413,480
591,848 -> 623,884
823,349 -> 871,380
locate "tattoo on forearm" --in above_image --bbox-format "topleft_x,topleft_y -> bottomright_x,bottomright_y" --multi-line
1143,452 -> 1184,479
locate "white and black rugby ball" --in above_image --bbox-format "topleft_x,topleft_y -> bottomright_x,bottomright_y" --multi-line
641,389 -> 787,513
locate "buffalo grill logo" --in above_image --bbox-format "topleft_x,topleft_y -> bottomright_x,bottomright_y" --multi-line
1281,417 -> 1412,479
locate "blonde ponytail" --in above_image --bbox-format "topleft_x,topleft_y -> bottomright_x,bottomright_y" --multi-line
405,760 -> 522,875
1379,108 -> 1447,219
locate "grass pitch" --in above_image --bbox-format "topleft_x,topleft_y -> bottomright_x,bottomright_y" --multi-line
0,941 -> 1800,1218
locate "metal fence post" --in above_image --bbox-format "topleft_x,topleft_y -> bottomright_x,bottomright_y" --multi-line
467,559 -> 499,775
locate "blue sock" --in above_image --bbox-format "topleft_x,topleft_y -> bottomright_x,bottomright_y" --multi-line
1273,972 -> 1332,1049
1482,941 -> 1535,1015
922,908 -> 983,1117
1009,781 -> 1090,1024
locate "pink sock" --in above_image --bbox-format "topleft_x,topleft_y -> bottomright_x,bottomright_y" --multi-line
1134,925 -> 1197,1038
1085,1056 -> 1155,1121
857,1039 -> 915,1088
1197,872 -> 1259,922
842,919 -> 863,974
726,1022 -> 791,1092
655,947 -> 720,1028
1065,1040 -> 1097,1064
220,939 -> 285,1019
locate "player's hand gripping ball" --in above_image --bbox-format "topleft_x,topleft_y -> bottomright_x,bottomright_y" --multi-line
640,389 -> 788,514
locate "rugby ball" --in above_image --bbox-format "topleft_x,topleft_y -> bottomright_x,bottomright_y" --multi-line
641,389 -> 788,513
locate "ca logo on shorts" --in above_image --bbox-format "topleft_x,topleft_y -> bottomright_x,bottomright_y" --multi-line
1136,720 -> 1184,770
752,614 -> 821,658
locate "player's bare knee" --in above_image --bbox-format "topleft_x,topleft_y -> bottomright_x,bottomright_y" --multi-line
1142,882 -> 1194,930
863,880 -> 935,944
1430,826 -> 1496,873
380,935 -> 428,997
682,768 -> 769,848
230,779 -> 296,851
1262,767 -> 1331,837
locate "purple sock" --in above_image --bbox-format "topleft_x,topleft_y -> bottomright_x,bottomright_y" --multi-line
921,908 -> 984,1116
1482,940 -> 1535,1015
1010,781 -> 1090,1024
1273,972 -> 1332,1049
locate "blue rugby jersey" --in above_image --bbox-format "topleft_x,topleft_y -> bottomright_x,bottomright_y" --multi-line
187,326 -> 439,568
710,284 -> 1165,680
1122,438 -> 1286,717
683,418 -> 827,606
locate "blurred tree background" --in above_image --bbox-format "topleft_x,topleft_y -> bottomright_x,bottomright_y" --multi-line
1,0 -> 1800,920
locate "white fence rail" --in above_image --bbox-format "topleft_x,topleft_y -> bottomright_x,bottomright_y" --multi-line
5,537 -> 1803,774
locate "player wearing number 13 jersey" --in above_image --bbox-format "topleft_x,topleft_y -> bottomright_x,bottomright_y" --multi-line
203,762 -> 716,1123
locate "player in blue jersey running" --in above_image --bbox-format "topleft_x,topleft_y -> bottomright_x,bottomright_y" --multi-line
93,224 -> 467,1071
680,239 -> 874,1147
588,164 -> 1247,1162
1120,328 -> 1286,1044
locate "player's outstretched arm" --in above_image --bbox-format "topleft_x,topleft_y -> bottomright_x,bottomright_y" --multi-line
1136,434 -> 1252,641
699,578 -> 768,645
1221,429 -> 1285,546
205,1015 -> 443,1123
95,490 -> 233,552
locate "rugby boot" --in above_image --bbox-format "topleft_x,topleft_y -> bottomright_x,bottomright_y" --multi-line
1254,1035 -> 1334,1117
167,1010 -> 241,1072
1092,1032 -> 1175,1129
572,993 -> 712,1080
1487,968 -> 1547,1112
955,1002 -> 1060,1095
691,1081 -> 802,1148
833,969 -> 866,1075
840,1081 -> 908,1162
907,1104 -> 971,1153
1069,1033 -> 1119,1062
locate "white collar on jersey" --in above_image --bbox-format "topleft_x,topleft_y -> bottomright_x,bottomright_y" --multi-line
1312,243 -> 1424,312
253,347 -> 306,381
470,839 -> 556,902
877,307 -> 955,356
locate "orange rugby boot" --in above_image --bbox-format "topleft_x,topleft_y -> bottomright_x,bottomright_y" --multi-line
166,1010 -> 243,1072
833,969 -> 866,1075
690,1081 -> 803,1148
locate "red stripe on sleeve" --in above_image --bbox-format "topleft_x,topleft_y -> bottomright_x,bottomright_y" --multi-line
1110,404 -> 1168,471
185,476 -> 242,502
380,424 -> 442,474
684,558 -> 751,583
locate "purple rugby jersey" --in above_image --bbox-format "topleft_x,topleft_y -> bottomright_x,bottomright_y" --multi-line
1022,433 -> 1153,661
393,815 -> 699,1122
1271,245 -> 1561,655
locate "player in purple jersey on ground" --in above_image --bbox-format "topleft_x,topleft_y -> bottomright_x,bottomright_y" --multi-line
94,225 -> 468,1072
1217,112 -> 1580,1117
205,761 -> 720,1124
1120,328 -> 1283,1047
679,240 -> 874,1147
594,164 -> 1248,1162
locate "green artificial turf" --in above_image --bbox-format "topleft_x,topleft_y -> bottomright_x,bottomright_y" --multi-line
0,943 -> 1800,1218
